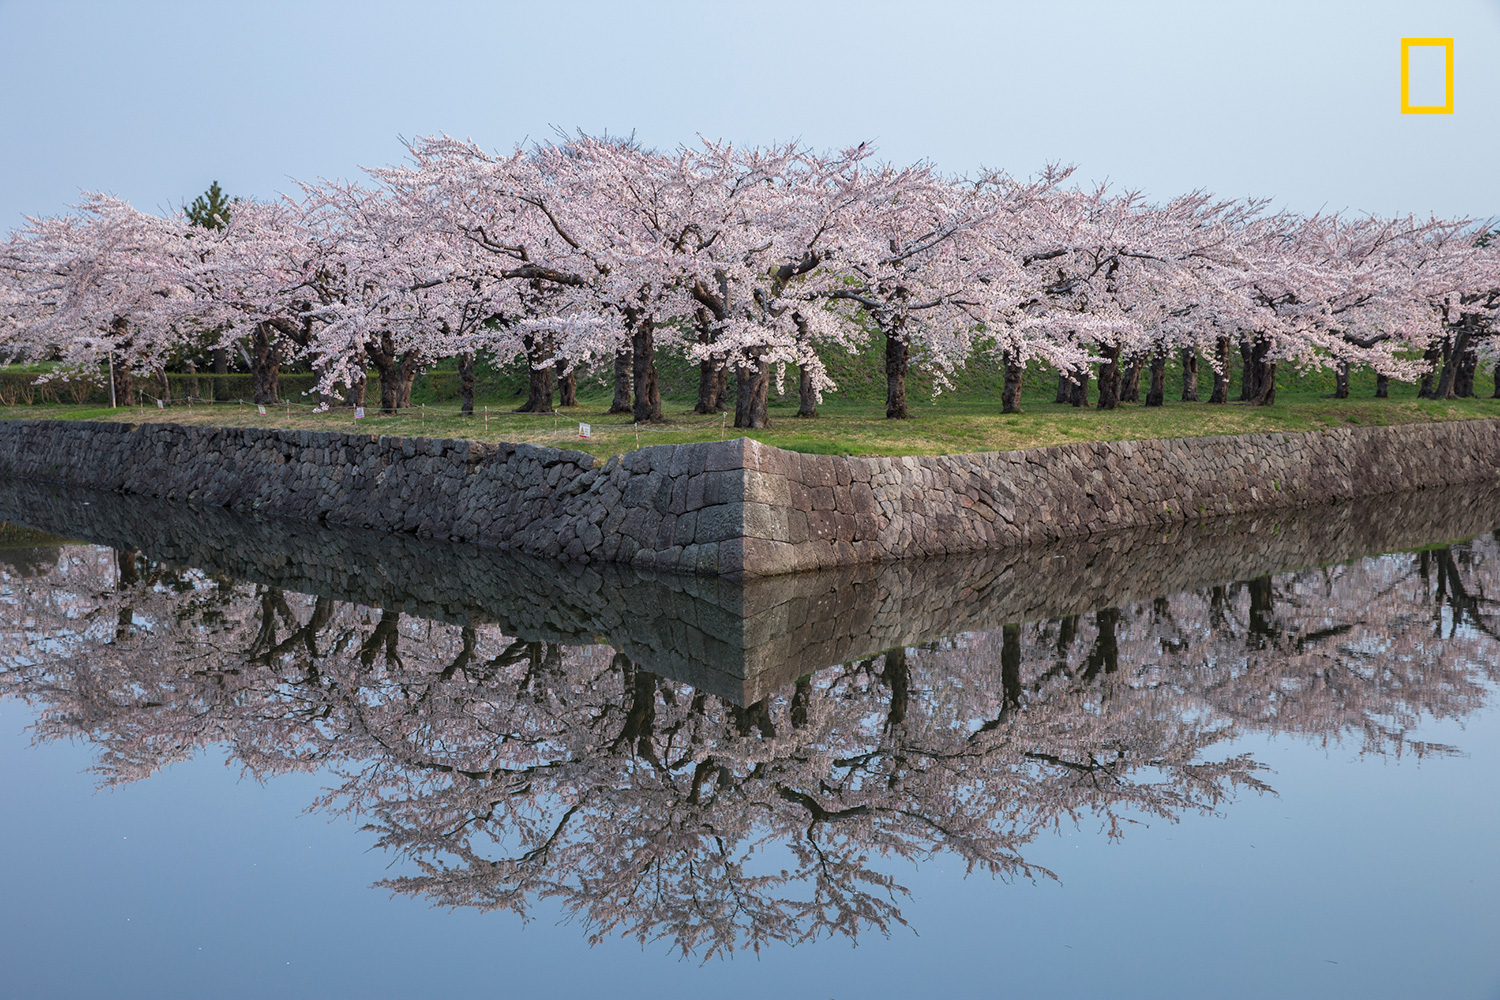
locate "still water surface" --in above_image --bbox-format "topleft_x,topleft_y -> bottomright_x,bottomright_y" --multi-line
1,480 -> 1498,999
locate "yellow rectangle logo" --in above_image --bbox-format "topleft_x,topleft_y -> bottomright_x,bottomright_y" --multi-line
1400,38 -> 1454,114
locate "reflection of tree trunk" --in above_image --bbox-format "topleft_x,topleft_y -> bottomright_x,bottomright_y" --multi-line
1001,351 -> 1024,413
115,547 -> 140,588
1081,608 -> 1119,681
1055,613 -> 1079,669
1209,336 -> 1231,404
609,344 -> 633,414
1180,349 -> 1199,401
881,646 -> 909,731
615,658 -> 660,761
1246,575 -> 1274,649
1001,624 -> 1022,721
1209,584 -> 1229,629
790,675 -> 813,729
359,609 -> 402,667
734,699 -> 777,738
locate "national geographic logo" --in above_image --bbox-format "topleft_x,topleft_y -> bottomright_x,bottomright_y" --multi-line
1400,38 -> 1454,114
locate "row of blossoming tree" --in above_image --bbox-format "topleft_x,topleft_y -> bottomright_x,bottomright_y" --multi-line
2,135 -> 1498,428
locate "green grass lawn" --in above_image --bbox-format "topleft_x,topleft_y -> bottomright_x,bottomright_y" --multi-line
4,383 -> 1497,460
4,347 -> 1498,458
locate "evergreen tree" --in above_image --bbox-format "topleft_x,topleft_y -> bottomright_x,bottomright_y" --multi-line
186,181 -> 232,230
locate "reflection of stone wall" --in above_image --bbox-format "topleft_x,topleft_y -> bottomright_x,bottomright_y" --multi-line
2,418 -> 1499,579
4,478 -> 1498,704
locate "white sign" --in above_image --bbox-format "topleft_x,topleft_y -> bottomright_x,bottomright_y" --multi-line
257,404 -> 267,415
156,398 -> 164,409
354,406 -> 366,420
578,422 -> 591,439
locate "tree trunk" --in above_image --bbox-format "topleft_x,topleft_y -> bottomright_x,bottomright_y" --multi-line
1145,349 -> 1167,407
691,308 -> 725,415
885,326 -> 909,419
555,360 -> 578,407
631,316 -> 662,423
1456,341 -> 1477,398
1375,373 -> 1389,399
1001,351 -> 1024,413
1069,365 -> 1090,407
796,365 -> 817,417
1333,360 -> 1350,399
695,361 -> 727,413
1434,324 -> 1472,400
182,360 -> 198,402
250,322 -> 280,404
1055,371 -> 1072,404
1096,345 -> 1121,410
1418,344 -> 1443,398
734,353 -> 771,429
1179,349 -> 1199,401
156,369 -> 171,406
345,369 -> 367,408
1240,335 -> 1274,405
212,347 -> 229,375
396,355 -> 419,408
609,344 -> 633,414
1238,338 -> 1254,401
514,332 -> 555,414
367,331 -> 420,413
1209,336 -> 1231,404
459,351 -> 475,415
1251,361 -> 1277,406
1493,362 -> 1500,399
1120,356 -> 1143,403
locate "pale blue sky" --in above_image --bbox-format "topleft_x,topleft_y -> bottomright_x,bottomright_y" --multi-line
1,0 -> 1496,229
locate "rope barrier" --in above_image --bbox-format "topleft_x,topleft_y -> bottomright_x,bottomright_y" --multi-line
103,391 -> 741,439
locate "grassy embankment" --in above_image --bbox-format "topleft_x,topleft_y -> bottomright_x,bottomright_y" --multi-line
3,349 -> 1497,459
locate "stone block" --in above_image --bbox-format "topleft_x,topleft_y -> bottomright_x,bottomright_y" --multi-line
742,469 -> 792,507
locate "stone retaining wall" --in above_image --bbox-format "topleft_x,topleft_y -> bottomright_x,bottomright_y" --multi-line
0,417 -> 1496,578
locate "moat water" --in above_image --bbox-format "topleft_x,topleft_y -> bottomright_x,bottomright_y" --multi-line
1,479 -> 1498,999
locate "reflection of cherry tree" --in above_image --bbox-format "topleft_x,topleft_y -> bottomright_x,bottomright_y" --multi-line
2,535 -> 1498,957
